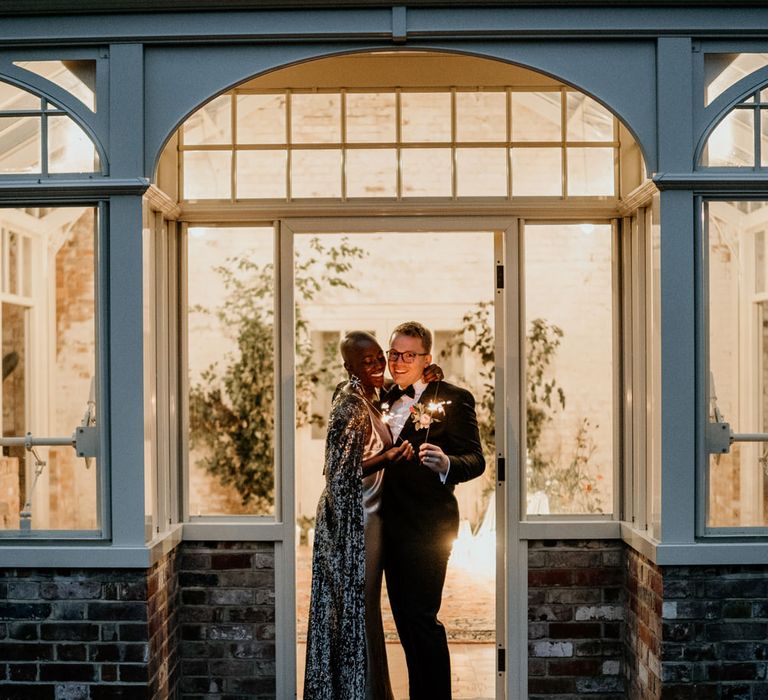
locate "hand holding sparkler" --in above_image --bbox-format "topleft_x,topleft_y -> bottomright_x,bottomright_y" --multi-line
419,443 -> 450,474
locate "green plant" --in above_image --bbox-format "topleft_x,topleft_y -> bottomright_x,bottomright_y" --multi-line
440,302 -> 496,465
536,418 -> 603,514
189,237 -> 364,510
441,307 -> 603,514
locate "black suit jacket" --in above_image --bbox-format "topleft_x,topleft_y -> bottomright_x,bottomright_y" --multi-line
382,380 -> 485,545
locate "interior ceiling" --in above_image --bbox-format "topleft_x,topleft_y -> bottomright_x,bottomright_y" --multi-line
240,51 -> 564,90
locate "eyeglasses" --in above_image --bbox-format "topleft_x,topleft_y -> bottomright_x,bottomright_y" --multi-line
386,350 -> 429,363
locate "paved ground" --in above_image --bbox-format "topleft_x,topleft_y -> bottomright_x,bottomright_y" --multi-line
297,641 -> 495,700
296,543 -> 496,698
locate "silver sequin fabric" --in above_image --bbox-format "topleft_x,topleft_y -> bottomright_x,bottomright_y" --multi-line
304,384 -> 368,699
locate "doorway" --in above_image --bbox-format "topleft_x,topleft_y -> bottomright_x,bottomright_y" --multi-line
283,217 -> 511,699
171,47 -> 632,700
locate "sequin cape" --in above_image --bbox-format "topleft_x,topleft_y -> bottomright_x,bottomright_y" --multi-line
304,384 -> 368,699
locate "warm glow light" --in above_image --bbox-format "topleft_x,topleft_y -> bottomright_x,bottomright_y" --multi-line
448,495 -> 496,579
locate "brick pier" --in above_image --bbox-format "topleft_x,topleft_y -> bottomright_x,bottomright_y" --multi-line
528,539 -> 626,698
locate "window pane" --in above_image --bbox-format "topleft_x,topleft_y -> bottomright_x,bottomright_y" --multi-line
707,201 -> 768,527
0,81 -> 41,110
48,115 -> 99,173
1,302 -> 26,531
567,148 -> 615,196
8,232 -> 18,295
236,94 -> 286,145
456,148 -> 507,197
456,91 -> 506,142
142,207 -> 157,539
702,109 -> 755,167
761,110 -> 768,168
705,53 -> 768,106
401,147 -> 451,196
291,149 -> 341,198
401,92 -> 451,143
1,207 -> 98,533
648,197 -> 662,538
236,150 -> 287,199
291,93 -> 341,144
524,223 -> 614,515
566,92 -> 614,142
183,94 -> 231,146
22,236 -> 31,297
187,226 -> 275,517
511,148 -> 561,196
183,151 -> 231,200
345,148 -> 397,197
0,116 -> 41,173
511,92 -> 561,142
14,60 -> 96,111
345,92 -> 396,143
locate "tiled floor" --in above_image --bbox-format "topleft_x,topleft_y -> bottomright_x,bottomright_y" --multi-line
296,542 -> 496,698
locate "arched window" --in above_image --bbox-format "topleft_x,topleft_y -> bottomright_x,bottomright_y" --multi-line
179,86 -> 618,201
700,84 -> 768,168
0,78 -> 100,175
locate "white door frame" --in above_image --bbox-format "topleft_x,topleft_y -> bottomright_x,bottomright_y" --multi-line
277,215 -> 525,700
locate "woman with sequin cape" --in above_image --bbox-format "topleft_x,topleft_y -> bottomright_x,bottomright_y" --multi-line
304,331 -> 413,700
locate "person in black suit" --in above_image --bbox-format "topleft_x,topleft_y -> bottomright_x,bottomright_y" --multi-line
381,321 -> 486,700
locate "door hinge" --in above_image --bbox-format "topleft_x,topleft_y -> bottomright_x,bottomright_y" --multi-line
496,263 -> 504,289
497,455 -> 505,482
497,646 -> 506,673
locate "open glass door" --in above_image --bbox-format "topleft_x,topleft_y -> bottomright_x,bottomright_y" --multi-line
287,217 -> 511,699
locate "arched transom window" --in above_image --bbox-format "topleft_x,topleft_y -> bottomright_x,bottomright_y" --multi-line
179,87 -> 619,201
0,79 -> 99,175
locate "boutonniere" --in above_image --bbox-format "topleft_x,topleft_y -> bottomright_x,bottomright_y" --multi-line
410,400 -> 450,431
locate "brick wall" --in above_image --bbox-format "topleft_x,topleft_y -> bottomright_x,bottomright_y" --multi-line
528,540 -> 625,698
625,548 -> 768,699
178,541 -> 276,699
0,549 -> 178,699
624,547 -> 662,699
4,537 -> 768,699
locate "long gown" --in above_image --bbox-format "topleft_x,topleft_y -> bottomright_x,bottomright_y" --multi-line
304,382 -> 395,700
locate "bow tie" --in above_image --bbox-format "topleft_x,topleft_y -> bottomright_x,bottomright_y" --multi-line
387,384 -> 415,402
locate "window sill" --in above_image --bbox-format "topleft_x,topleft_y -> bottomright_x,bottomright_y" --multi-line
620,522 -> 768,565
0,524 -> 184,569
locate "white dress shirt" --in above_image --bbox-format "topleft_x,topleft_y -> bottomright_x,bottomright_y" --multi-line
386,378 -> 427,441
386,378 -> 450,483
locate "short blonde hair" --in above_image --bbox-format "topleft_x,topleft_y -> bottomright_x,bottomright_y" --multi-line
390,321 -> 432,354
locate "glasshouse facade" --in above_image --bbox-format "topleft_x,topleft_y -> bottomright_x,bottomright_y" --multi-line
1,1 -> 768,698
